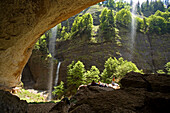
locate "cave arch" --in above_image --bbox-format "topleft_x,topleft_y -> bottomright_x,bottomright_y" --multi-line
0,0 -> 104,89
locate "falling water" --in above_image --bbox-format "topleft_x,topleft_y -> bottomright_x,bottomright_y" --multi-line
55,61 -> 61,86
48,25 -> 57,100
130,1 -> 137,60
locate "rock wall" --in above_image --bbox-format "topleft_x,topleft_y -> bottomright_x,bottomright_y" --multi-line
48,72 -> 170,113
0,0 -> 104,89
0,90 -> 28,113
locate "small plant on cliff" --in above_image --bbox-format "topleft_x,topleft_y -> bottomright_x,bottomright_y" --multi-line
52,81 -> 65,99
165,62 -> 170,75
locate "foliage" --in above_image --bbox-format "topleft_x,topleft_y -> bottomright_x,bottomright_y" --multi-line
84,66 -> 100,84
71,13 -> 93,40
99,8 -> 116,41
101,57 -> 119,83
101,57 -> 142,83
148,15 -> 167,34
16,89 -> 45,103
157,70 -> 165,74
136,17 -> 144,32
52,81 -> 65,99
34,34 -> 48,54
67,61 -> 86,92
116,8 -> 132,27
141,0 -> 165,17
165,62 -> 170,75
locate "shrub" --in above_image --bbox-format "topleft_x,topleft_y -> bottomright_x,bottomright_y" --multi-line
52,81 -> 65,99
101,57 -> 142,83
84,66 -> 100,84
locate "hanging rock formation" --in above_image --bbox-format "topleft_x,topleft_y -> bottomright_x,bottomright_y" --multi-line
0,0 -> 104,89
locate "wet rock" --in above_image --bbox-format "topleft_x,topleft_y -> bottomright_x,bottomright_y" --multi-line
0,90 -> 28,113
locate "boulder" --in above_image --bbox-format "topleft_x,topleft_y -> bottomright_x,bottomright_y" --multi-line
66,72 -> 170,113
0,90 -> 28,113
120,72 -> 170,93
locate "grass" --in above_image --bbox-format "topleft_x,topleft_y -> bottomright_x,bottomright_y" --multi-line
15,89 -> 46,103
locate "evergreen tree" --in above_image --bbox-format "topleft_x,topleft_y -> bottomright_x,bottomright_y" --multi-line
148,15 -> 167,34
71,13 -> 93,39
67,61 -> 86,91
137,1 -> 141,14
116,8 -> 132,26
84,66 -> 100,84
101,57 -> 142,83
147,0 -> 149,10
99,9 -> 116,41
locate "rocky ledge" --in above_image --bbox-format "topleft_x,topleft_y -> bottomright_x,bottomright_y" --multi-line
0,90 -> 28,113
0,72 -> 169,113
50,72 -> 170,113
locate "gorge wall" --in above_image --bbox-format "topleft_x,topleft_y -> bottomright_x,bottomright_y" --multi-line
0,0 -> 104,89
22,6 -> 170,89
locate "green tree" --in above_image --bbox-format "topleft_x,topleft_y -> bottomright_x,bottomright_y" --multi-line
67,61 -> 86,92
56,23 -> 62,39
84,66 -> 100,84
61,26 -> 69,40
114,61 -> 142,78
71,13 -> 93,39
136,17 -> 144,32
52,81 -> 65,99
116,8 -> 132,27
101,57 -> 119,83
137,1 -> 141,14
101,57 -> 142,83
148,15 -> 167,34
99,8 -> 116,41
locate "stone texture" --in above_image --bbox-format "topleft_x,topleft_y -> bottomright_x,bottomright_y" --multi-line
0,0 -> 104,89
120,72 -> 170,93
28,50 -> 57,90
67,72 -> 170,113
0,90 -> 28,113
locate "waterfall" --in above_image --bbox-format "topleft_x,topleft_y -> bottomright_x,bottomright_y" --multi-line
48,25 -> 57,100
130,1 -> 137,61
55,61 -> 62,86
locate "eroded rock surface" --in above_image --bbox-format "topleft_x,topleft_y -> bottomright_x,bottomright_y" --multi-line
49,72 -> 170,113
0,90 -> 28,113
0,0 -> 104,89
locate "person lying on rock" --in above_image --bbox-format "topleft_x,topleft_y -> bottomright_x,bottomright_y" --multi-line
111,75 -> 119,86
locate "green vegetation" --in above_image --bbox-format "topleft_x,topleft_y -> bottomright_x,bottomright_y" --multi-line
165,62 -> 170,75
57,57 -> 141,97
31,0 -> 170,100
99,8 -> 116,41
116,8 -> 131,27
67,61 -> 86,93
157,62 -> 170,75
84,66 -> 100,84
101,57 -> 143,83
52,81 -> 65,99
16,89 -> 45,103
71,13 -> 93,40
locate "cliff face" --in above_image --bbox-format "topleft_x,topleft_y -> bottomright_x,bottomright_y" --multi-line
0,0 -> 104,89
54,28 -> 170,84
